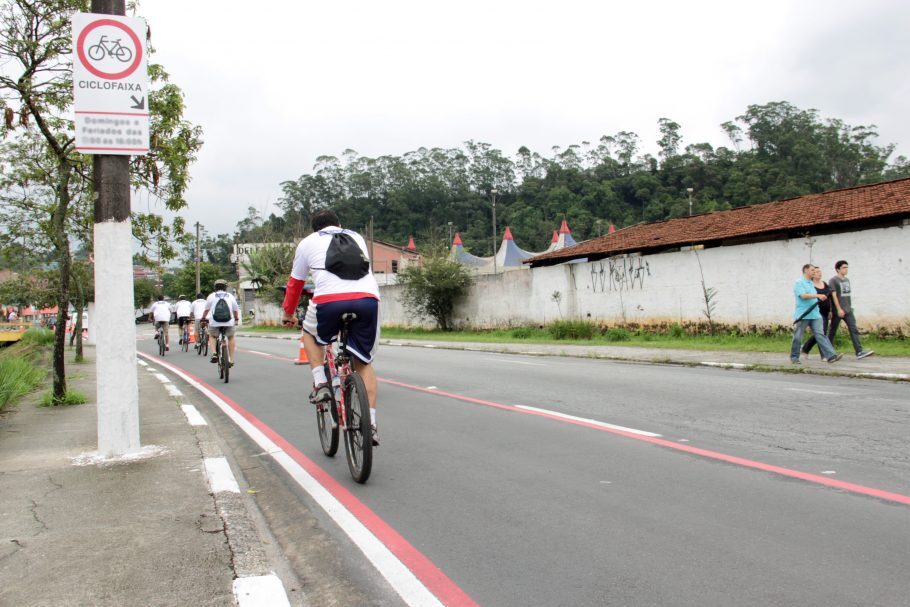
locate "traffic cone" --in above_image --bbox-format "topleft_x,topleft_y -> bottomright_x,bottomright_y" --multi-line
293,334 -> 309,365
189,324 -> 196,344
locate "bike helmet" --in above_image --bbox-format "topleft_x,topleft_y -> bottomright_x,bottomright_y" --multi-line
214,279 -> 228,288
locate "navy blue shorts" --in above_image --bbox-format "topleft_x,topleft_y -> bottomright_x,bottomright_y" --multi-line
302,297 -> 380,364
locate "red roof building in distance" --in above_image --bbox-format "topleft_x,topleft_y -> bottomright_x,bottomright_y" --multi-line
528,177 -> 910,267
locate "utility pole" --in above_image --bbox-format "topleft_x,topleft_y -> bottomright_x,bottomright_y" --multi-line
91,0 -> 140,457
491,188 -> 498,274
195,222 -> 201,294
687,187 -> 694,217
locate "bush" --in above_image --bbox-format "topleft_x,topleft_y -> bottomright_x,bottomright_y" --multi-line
0,356 -> 46,409
20,328 -> 55,346
511,327 -> 535,339
668,323 -> 685,338
604,327 -> 632,342
548,320 -> 595,340
39,389 -> 87,407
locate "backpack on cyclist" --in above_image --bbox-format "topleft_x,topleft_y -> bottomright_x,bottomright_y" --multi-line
212,295 -> 232,322
323,231 -> 370,280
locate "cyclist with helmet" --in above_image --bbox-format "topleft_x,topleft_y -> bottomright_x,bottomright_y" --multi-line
174,294 -> 192,344
201,279 -> 240,365
281,209 -> 381,446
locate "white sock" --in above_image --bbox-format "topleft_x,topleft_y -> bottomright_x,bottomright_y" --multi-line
370,408 -> 376,426
311,366 -> 327,386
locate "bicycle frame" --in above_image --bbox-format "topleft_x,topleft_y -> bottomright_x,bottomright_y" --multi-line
324,340 -> 353,430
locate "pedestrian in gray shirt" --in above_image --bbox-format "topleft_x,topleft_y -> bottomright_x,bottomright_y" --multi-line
827,260 -> 874,359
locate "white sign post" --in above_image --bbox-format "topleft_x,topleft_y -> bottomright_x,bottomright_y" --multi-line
72,13 -> 149,156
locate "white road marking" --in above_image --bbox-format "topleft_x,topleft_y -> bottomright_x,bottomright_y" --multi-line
181,404 -> 207,426
514,405 -> 662,437
204,457 -> 240,493
426,386 -> 438,390
136,360 -> 148,367
821,470 -> 837,475
153,372 -> 171,383
482,357 -> 545,367
246,350 -> 271,357
787,388 -> 842,396
233,575 -> 291,607
165,384 -> 183,398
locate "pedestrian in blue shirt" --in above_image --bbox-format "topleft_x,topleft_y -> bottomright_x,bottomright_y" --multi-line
790,264 -> 842,364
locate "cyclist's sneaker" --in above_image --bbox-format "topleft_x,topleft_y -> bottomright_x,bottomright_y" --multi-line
827,353 -> 844,363
857,350 -> 874,359
371,425 -> 380,447
309,382 -> 332,404
210,355 -> 218,363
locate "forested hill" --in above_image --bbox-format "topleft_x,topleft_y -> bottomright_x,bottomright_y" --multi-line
238,101 -> 910,256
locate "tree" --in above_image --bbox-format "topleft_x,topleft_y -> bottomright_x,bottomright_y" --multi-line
133,278 -> 157,309
0,1 -> 202,402
241,244 -> 295,305
397,250 -> 472,331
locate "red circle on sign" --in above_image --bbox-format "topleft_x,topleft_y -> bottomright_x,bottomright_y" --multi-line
76,18 -> 142,80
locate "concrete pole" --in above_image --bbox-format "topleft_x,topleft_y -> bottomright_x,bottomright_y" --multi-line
491,189 -> 498,274
92,0 -> 140,457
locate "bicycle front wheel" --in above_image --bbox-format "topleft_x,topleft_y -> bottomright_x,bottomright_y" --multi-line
221,341 -> 230,383
343,372 -> 372,483
317,365 -> 339,456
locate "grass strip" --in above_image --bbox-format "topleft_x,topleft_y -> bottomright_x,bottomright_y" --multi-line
0,356 -> 46,409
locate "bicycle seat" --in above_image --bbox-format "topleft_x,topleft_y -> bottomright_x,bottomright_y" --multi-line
341,312 -> 358,323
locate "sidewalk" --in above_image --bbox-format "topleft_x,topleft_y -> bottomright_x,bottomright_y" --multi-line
0,348 -> 294,607
237,330 -> 910,381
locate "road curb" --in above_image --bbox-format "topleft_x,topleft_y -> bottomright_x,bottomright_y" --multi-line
378,339 -> 910,382
137,355 -> 294,607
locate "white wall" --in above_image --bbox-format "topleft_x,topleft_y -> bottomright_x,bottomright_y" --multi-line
380,224 -> 910,330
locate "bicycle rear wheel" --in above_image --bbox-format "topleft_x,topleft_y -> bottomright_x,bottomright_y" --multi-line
158,330 -> 165,356
343,372 -> 372,483
221,341 -> 230,383
317,365 -> 339,456
182,329 -> 189,352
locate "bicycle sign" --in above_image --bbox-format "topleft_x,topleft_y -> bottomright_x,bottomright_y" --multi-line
72,13 -> 149,156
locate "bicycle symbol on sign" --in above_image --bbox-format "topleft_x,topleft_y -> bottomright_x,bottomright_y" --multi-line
87,35 -> 133,63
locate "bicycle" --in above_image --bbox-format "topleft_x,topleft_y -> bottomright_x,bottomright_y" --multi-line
312,312 -> 373,483
195,322 -> 208,357
181,321 -> 190,353
212,326 -> 231,383
87,35 -> 133,63
155,322 -> 166,356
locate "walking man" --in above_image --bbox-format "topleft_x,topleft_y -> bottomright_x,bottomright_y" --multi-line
827,260 -> 874,359
790,264 -> 842,364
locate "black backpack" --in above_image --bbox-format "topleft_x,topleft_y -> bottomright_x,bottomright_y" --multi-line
322,231 -> 370,280
212,295 -> 232,322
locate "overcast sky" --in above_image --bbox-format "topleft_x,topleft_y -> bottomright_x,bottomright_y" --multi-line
136,0 -> 910,238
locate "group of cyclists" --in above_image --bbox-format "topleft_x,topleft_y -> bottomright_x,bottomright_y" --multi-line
148,279 -> 241,364
148,209 -> 380,446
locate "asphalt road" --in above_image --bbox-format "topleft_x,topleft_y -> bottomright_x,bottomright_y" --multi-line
139,331 -> 910,607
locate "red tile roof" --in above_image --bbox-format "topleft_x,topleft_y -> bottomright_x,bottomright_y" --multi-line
528,177 -> 910,266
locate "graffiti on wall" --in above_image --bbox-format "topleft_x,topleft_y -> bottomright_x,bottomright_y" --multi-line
590,257 -> 651,293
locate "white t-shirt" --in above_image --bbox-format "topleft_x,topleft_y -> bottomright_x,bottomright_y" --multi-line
150,301 -> 171,323
204,291 -> 240,327
190,298 -> 207,318
290,226 -> 380,303
175,300 -> 193,317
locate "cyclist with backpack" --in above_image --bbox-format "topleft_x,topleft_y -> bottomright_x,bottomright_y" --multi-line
201,279 -> 240,366
281,209 -> 381,446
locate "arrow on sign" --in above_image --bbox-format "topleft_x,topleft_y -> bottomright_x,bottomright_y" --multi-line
130,95 -> 145,110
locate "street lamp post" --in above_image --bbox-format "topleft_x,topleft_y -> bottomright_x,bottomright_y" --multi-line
687,187 -> 694,216
447,221 -> 453,246
490,188 -> 498,274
